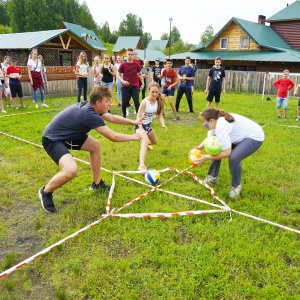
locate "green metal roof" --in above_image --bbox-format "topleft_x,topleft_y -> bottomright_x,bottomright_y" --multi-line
267,0 -> 300,22
170,50 -> 300,63
60,22 -> 106,51
135,49 -> 166,62
0,29 -> 68,49
209,17 -> 291,50
146,40 -> 169,50
113,36 -> 142,52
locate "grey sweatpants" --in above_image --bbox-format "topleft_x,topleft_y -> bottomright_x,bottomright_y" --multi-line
207,138 -> 263,187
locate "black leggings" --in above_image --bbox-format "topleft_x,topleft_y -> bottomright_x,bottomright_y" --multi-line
121,86 -> 140,118
77,77 -> 87,102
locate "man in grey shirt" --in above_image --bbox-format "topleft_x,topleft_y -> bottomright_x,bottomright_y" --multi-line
39,86 -> 147,213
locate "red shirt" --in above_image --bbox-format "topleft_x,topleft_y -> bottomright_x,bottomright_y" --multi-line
118,61 -> 141,87
162,68 -> 178,88
6,65 -> 22,76
273,78 -> 294,98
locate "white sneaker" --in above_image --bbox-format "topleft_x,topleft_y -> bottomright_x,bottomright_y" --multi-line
42,103 -> 49,107
203,175 -> 218,184
134,109 -> 137,114
126,108 -> 129,116
296,117 -> 300,121
229,185 -> 242,198
33,100 -> 35,103
35,103 -> 38,108
1,110 -> 7,114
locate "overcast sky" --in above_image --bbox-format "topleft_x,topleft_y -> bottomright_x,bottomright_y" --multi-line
80,0 -> 290,44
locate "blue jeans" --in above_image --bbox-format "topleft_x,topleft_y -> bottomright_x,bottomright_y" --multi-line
33,85 -> 44,103
116,78 -> 122,103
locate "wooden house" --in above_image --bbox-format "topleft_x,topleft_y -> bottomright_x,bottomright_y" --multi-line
113,36 -> 144,60
170,0 -> 300,72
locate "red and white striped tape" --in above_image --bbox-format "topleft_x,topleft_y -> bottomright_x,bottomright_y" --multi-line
0,131 -> 299,280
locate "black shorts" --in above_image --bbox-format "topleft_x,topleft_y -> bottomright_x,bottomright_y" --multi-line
134,123 -> 153,134
206,90 -> 221,102
9,84 -> 23,98
42,134 -> 88,165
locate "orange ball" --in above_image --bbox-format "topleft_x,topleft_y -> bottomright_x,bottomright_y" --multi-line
188,149 -> 204,166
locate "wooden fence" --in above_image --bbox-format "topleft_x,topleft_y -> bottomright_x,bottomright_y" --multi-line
18,67 -> 300,98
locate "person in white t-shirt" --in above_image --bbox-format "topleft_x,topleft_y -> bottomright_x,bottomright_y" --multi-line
195,107 -> 264,198
75,51 -> 89,102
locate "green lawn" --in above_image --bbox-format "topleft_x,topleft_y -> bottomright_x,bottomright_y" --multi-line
0,91 -> 299,299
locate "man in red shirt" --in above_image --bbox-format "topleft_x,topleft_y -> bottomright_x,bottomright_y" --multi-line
117,48 -> 144,118
158,58 -> 179,120
5,57 -> 25,109
273,69 -> 294,119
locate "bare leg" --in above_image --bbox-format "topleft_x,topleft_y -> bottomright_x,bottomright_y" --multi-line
277,108 -> 281,117
44,154 -> 78,193
215,102 -> 220,110
169,96 -> 178,117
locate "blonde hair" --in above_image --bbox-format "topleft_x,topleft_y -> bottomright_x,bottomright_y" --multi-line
79,51 -> 88,65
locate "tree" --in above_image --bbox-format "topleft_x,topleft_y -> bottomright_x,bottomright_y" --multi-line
118,13 -> 143,36
0,24 -> 12,34
0,0 -> 10,26
98,21 -> 111,43
200,25 -> 214,45
142,32 -> 152,48
160,26 -> 181,44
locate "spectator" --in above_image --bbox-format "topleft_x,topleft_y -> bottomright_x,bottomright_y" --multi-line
28,49 -> 48,108
117,48 -> 144,118
152,59 -> 162,87
175,56 -> 195,115
273,69 -> 294,119
205,56 -> 226,110
6,57 -> 25,109
75,51 -> 89,102
93,55 -> 101,86
1,56 -> 12,107
141,59 -> 150,99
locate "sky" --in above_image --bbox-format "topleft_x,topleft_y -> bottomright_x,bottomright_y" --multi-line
79,0 -> 290,44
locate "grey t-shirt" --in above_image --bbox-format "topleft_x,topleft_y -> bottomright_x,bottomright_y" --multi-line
43,101 -> 105,141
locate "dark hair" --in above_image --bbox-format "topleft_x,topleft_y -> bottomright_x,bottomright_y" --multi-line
215,56 -> 222,61
89,86 -> 112,104
127,48 -> 134,52
185,56 -> 191,60
201,107 -> 234,123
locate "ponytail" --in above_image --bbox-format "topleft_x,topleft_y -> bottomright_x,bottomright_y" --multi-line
201,107 -> 234,123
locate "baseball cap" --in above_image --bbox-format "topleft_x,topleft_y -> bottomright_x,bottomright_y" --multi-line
11,56 -> 17,62
166,58 -> 173,63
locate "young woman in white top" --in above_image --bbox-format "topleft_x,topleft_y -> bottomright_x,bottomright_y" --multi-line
75,51 -> 89,102
93,56 -> 102,86
135,82 -> 167,172
114,55 -> 123,107
28,50 -> 47,108
0,69 -> 7,113
1,56 -> 11,106
196,107 -> 264,198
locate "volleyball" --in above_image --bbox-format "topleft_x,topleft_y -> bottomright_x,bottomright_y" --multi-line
145,169 -> 160,185
204,136 -> 222,155
188,149 -> 204,166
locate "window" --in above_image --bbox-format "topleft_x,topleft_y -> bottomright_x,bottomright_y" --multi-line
240,37 -> 249,49
220,38 -> 228,49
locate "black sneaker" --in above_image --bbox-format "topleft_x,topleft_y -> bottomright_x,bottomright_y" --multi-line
89,179 -> 111,191
38,187 -> 56,213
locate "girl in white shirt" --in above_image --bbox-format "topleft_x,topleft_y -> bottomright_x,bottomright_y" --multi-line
75,51 -> 89,102
135,82 -> 167,172
196,108 -> 264,198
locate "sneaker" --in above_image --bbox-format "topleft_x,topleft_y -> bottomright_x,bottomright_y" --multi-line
33,100 -> 35,103
134,109 -> 137,114
229,185 -> 242,198
283,116 -> 287,119
188,112 -> 194,115
138,165 -> 147,173
35,103 -> 38,108
172,116 -> 179,121
89,179 -> 111,191
126,108 -> 129,116
277,116 -> 281,119
15,106 -> 18,110
1,110 -> 7,114
20,105 -> 26,108
42,103 -> 49,107
296,117 -> 300,121
7,104 -> 12,107
203,175 -> 218,184
38,187 -> 56,213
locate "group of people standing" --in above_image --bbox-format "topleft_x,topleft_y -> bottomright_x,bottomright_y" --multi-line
0,50 -> 48,112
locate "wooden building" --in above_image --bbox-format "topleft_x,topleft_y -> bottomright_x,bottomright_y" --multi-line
170,0 -> 300,72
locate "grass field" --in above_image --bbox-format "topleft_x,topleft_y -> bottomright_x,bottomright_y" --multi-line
0,90 -> 299,299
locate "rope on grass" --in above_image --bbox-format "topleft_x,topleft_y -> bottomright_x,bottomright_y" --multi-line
0,109 -> 61,118
0,131 -> 299,279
